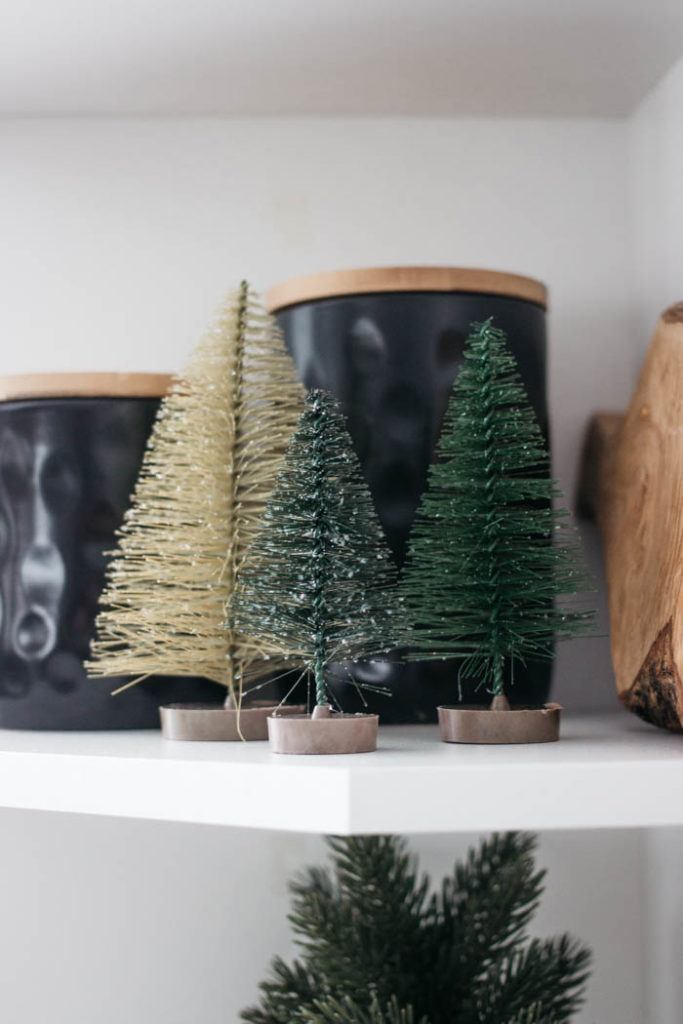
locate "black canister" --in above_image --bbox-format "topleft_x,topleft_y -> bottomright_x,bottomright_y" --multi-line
0,373 -> 218,729
268,267 -> 551,723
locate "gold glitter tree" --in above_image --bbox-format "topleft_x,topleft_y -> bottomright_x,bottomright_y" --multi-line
87,282 -> 305,704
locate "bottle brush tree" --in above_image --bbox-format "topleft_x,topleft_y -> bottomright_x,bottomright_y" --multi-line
242,832 -> 591,1024
87,282 -> 305,704
401,318 -> 593,707
232,389 -> 405,712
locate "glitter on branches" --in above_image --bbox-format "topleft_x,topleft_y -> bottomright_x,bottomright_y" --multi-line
232,390 -> 406,708
87,281 -> 305,695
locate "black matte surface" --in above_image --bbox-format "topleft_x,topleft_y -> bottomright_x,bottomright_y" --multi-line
0,397 -> 218,729
277,290 -> 552,722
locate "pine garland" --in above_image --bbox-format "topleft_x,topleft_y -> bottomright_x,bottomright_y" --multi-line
242,833 -> 591,1024
401,319 -> 593,697
87,283 -> 305,696
232,390 -> 405,708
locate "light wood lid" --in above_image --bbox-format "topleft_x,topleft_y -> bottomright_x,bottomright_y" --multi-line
267,266 -> 547,312
0,372 -> 173,403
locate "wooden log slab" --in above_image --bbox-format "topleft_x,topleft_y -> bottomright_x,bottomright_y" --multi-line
589,304 -> 683,731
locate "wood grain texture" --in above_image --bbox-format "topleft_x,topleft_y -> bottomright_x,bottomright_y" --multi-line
0,372 -> 172,402
266,266 -> 548,312
598,307 -> 683,731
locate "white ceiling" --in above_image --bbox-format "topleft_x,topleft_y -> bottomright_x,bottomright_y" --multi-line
2,0 -> 683,117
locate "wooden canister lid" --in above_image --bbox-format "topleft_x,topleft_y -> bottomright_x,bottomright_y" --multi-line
266,266 -> 547,312
0,372 -> 173,403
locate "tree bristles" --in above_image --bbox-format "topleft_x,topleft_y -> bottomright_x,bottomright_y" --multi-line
87,282 -> 305,697
401,319 -> 593,698
232,389 -> 406,708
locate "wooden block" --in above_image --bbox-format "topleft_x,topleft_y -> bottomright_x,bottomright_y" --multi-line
596,304 -> 683,731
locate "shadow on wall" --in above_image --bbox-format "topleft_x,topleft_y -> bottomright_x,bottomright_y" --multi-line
552,520 -> 614,713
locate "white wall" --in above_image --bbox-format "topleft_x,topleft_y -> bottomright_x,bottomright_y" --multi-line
0,114 -> 648,1024
0,809 -> 645,1024
644,827 -> 683,1024
630,54 -> 683,343
0,115 -> 635,710
0,117 -> 634,501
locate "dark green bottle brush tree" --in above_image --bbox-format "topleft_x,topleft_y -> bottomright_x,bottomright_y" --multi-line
241,831 -> 592,1024
401,319 -> 593,743
232,389 -> 406,754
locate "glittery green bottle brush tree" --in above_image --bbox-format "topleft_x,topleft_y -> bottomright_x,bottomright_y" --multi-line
232,390 -> 405,739
401,319 -> 593,718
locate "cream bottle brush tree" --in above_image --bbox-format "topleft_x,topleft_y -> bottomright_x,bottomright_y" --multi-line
87,281 -> 306,708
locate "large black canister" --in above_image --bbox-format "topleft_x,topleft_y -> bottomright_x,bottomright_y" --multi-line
0,373 -> 217,729
268,267 -> 551,723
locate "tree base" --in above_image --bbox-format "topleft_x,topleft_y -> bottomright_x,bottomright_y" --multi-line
267,705 -> 379,754
437,703 -> 562,744
159,701 -> 306,742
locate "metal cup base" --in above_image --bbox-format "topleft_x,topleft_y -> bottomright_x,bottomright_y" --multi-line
160,701 -> 306,741
437,703 -> 562,744
267,711 -> 379,754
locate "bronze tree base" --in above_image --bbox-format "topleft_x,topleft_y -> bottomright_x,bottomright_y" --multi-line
438,700 -> 562,745
267,704 -> 379,755
160,701 -> 306,742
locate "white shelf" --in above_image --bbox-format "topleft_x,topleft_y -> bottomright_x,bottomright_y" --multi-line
0,712 -> 680,834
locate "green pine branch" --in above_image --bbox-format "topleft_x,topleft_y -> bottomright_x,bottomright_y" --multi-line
401,318 -> 594,697
286,837 -> 429,1010
241,834 -> 591,1024
461,935 -> 592,1024
504,1006 -> 560,1024
421,833 -> 545,1019
302,995 -> 428,1024
242,958 -> 320,1024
